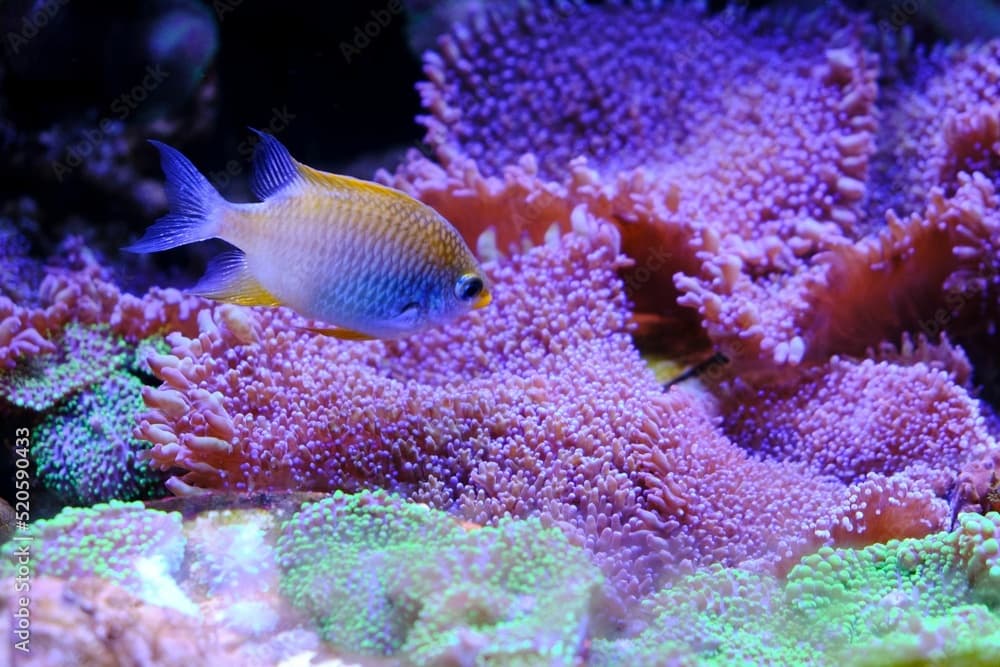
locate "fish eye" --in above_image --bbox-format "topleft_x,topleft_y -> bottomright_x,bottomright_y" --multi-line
455,274 -> 484,301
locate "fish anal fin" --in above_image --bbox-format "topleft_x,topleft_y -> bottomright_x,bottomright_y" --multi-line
297,325 -> 376,341
193,250 -> 282,307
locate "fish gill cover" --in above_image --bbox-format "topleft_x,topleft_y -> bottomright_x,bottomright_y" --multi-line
1,0 -> 1000,665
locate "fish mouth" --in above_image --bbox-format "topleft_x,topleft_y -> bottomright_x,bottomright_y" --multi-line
472,290 -> 492,309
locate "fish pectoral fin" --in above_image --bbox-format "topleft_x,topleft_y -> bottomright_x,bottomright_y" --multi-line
296,325 -> 376,341
193,250 -> 282,307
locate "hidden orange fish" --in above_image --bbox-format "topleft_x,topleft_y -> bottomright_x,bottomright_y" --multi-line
125,130 -> 491,340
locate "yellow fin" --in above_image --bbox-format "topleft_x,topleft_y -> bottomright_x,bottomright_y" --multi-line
193,250 -> 282,307
297,164 -> 415,202
297,325 -> 376,341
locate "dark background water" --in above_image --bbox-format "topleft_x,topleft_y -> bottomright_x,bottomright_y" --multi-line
1,0 -> 423,173
1,1 -> 423,282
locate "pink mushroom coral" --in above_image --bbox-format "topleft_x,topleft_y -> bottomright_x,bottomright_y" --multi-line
133,215 -> 988,610
381,1 -> 1000,377
0,243 -> 204,370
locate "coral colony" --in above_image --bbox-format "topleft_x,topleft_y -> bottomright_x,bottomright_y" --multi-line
3,1 -> 1000,665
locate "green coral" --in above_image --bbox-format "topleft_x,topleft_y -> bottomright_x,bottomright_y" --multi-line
0,501 -> 187,604
0,323 -> 170,503
13,496 -> 1000,665
0,323 -> 131,411
0,322 -> 167,411
130,335 -> 171,376
845,606 -> 1000,666
591,512 -> 1000,666
590,566 -> 810,666
275,489 -> 604,665
32,373 -> 165,504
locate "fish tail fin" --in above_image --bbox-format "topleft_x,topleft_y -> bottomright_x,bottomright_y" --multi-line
123,140 -> 226,253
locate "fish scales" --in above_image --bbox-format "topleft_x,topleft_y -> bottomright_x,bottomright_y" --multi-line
125,130 -> 491,340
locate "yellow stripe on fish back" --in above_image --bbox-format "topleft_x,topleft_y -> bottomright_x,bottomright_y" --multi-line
298,164 -> 459,261
298,164 -> 415,204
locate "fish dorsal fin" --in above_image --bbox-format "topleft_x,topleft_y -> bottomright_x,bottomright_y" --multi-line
249,130 -> 417,205
297,165 -> 416,202
249,128 -> 305,201
193,249 -> 282,306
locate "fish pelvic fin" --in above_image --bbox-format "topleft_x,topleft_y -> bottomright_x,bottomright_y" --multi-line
193,250 -> 282,307
123,141 -> 226,254
248,128 -> 307,200
296,325 -> 377,341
